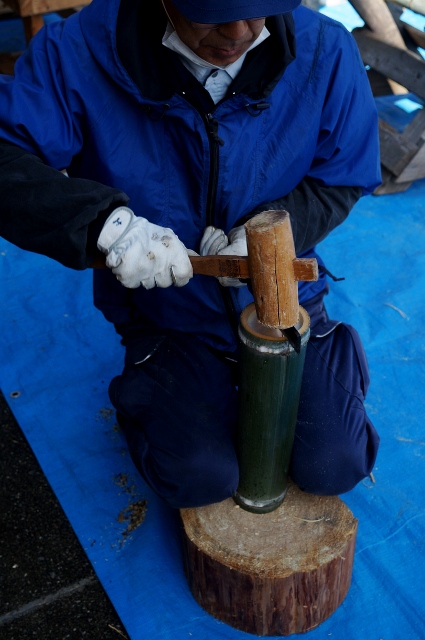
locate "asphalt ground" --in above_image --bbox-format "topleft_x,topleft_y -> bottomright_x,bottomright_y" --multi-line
0,18 -> 127,637
0,390 -> 129,640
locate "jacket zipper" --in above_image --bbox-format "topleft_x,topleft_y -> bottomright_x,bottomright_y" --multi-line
204,113 -> 223,227
204,113 -> 239,342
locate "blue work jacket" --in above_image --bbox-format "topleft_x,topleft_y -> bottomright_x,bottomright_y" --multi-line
0,0 -> 381,351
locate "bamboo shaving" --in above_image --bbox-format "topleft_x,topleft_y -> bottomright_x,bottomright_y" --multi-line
108,624 -> 128,638
384,302 -> 409,319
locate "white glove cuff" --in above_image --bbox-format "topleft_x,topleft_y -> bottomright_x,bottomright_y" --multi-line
97,207 -> 135,254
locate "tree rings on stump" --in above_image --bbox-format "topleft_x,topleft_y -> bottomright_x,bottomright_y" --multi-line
180,483 -> 358,636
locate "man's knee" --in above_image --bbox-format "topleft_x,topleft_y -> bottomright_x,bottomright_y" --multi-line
143,444 -> 239,509
290,410 -> 379,496
117,413 -> 239,509
109,332 -> 240,508
290,321 -> 379,495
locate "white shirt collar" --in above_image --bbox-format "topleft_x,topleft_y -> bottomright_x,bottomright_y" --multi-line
162,23 -> 270,85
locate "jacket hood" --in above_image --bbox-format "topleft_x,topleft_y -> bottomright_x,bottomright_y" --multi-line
79,0 -> 141,99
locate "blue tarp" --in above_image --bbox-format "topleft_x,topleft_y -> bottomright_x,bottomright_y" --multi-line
1,178 -> 425,639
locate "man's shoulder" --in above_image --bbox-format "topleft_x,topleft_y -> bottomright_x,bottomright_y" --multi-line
291,4 -> 359,65
292,5 -> 355,41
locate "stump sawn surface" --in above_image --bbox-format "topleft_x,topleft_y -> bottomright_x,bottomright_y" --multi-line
180,484 -> 358,636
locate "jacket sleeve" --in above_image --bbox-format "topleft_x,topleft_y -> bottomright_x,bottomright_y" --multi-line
237,177 -> 362,255
0,142 -> 129,269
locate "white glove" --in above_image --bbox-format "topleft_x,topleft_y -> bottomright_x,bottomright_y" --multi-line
200,225 -> 247,288
97,207 -> 193,289
200,226 -> 229,256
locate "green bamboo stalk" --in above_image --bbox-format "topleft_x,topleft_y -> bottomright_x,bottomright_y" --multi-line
233,304 -> 310,514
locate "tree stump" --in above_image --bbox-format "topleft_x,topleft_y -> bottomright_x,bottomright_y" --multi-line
180,483 -> 358,636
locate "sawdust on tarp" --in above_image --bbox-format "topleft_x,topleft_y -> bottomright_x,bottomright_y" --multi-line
117,500 -> 148,538
114,472 -> 148,542
97,407 -> 115,421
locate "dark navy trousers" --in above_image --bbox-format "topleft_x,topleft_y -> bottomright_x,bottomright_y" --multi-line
109,289 -> 380,509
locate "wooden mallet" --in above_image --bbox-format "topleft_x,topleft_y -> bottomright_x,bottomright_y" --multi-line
190,210 -> 317,352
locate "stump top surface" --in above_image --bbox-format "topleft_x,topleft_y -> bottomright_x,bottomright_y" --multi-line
181,484 -> 357,578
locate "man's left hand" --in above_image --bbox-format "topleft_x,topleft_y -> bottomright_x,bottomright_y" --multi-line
200,225 -> 247,288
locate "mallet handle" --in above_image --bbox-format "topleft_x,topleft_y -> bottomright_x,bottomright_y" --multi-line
189,255 -> 318,282
93,253 -> 317,282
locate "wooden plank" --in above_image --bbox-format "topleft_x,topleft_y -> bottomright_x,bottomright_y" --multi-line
0,1 -> 14,13
401,107 -> 425,146
396,139 -> 425,182
367,68 -> 393,97
378,108 -> 425,179
378,119 -> 419,176
23,14 -> 44,42
2,0 -> 90,17
2,0 -> 20,12
373,166 -> 412,195
384,0 -> 425,18
349,0 -> 409,93
404,23 -> 425,50
349,0 -> 406,47
353,28 -> 425,100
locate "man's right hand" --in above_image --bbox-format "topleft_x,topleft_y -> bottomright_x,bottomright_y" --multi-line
97,207 -> 193,289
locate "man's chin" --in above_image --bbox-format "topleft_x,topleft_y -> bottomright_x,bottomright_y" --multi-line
200,45 -> 247,65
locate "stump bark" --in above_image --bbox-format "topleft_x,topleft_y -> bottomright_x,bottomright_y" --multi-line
180,484 -> 358,636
